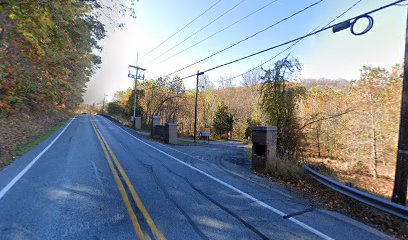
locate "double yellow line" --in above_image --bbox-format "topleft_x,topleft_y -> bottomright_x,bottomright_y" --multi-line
90,117 -> 165,240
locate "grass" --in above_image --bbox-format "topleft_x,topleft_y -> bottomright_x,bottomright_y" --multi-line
211,138 -> 226,142
244,143 -> 304,181
177,140 -> 196,145
16,120 -> 66,157
264,158 -> 305,182
0,156 -> 12,170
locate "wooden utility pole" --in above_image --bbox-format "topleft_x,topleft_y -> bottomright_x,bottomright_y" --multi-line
133,54 -> 141,124
194,70 -> 204,143
128,65 -> 146,126
392,8 -> 408,206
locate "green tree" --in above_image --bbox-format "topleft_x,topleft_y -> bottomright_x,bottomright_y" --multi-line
260,57 -> 305,160
213,101 -> 234,138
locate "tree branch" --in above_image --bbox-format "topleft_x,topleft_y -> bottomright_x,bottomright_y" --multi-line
297,110 -> 352,133
151,94 -> 182,117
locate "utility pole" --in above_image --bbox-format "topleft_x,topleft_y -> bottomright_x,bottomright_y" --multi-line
392,8 -> 408,206
194,70 -> 204,143
132,67 -> 139,119
128,65 -> 145,127
101,94 -> 107,114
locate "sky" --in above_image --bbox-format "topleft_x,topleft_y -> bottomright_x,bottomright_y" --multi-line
83,0 -> 407,104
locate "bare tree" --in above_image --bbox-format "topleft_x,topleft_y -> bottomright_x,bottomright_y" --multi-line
218,76 -> 234,89
241,68 -> 262,87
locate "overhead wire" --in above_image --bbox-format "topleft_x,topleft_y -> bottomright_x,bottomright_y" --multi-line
174,0 -> 406,82
97,9 -> 117,24
96,2 -> 121,25
148,0 -> 249,63
165,0 -> 325,77
96,1 -> 136,28
143,0 -> 403,89
225,0 -> 364,83
141,0 -> 223,59
159,0 -> 281,64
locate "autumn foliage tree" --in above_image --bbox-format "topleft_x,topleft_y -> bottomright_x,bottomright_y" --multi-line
300,65 -> 402,182
0,0 -> 106,115
106,59 -> 402,198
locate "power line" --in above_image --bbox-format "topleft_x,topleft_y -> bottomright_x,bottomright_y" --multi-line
165,0 -> 325,77
149,0 -> 248,63
147,0 -> 399,88
225,36 -> 312,83
141,0 -> 222,58
159,0 -> 281,64
97,9 -> 117,24
226,0 -> 364,83
323,0 -> 364,27
175,0 -> 406,82
96,2 -> 121,25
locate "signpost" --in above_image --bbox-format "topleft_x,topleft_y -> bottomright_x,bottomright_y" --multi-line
200,128 -> 210,144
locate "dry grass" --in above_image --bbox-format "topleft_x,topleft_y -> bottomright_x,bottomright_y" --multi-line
305,157 -> 395,200
0,111 -> 70,169
249,153 -> 408,239
264,158 -> 305,182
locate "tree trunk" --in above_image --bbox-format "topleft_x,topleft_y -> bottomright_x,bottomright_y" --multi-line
316,125 -> 321,158
370,106 -> 379,179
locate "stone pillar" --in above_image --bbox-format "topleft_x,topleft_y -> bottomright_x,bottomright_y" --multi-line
251,126 -> 278,170
151,116 -> 161,135
134,117 -> 141,130
166,123 -> 177,144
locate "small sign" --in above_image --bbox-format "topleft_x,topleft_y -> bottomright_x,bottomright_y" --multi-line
201,130 -> 210,137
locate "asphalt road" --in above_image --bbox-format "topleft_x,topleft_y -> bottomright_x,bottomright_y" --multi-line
0,115 -> 394,240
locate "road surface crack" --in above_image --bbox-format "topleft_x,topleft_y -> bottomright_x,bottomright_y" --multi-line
283,208 -> 314,219
139,163 -> 210,240
156,162 -> 270,240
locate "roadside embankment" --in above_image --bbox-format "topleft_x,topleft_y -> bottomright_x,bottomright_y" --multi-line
0,111 -> 71,169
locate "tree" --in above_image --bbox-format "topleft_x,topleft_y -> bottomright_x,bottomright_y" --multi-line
107,102 -> 122,116
213,101 -> 233,138
0,0 -> 140,116
358,66 -> 389,179
0,0 -> 106,115
298,86 -> 351,159
260,57 -> 304,160
218,76 -> 234,89
241,67 -> 262,87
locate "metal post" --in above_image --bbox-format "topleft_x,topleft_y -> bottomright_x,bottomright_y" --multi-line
132,68 -> 139,123
194,70 -> 199,143
392,8 -> 408,206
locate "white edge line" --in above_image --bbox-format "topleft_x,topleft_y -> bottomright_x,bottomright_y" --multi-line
153,140 -> 295,199
0,117 -> 75,200
99,116 -> 334,240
